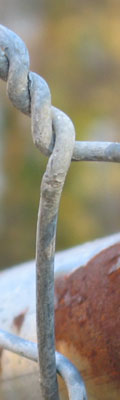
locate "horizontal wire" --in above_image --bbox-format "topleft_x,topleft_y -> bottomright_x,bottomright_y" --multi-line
72,141 -> 120,162
0,329 -> 87,400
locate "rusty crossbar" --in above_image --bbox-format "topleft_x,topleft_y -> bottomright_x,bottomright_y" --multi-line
0,24 -> 120,400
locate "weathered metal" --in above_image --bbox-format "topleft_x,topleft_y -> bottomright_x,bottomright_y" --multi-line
35,106 -> 75,400
0,234 -> 120,399
0,24 -> 120,400
73,141 -> 120,162
0,330 -> 87,400
0,24 -> 85,400
0,25 -> 120,163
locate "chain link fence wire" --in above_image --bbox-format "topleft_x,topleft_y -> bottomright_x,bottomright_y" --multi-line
0,24 -> 120,400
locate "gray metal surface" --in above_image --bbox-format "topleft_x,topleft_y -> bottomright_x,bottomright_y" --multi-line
0,23 -> 120,400
0,25 -> 120,162
0,330 -> 87,400
0,24 -> 82,400
0,233 -> 120,399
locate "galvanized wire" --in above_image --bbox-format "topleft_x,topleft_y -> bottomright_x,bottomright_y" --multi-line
0,24 -> 87,400
0,26 -> 120,162
0,329 -> 87,400
0,24 -> 120,400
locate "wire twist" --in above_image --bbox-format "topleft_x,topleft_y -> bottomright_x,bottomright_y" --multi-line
0,25 -> 87,400
1,25 -> 120,163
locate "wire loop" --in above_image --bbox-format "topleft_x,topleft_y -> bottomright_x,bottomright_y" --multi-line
0,24 -> 87,400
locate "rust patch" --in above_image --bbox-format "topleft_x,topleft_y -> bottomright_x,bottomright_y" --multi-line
55,243 -> 120,386
13,307 -> 28,332
0,347 -> 3,374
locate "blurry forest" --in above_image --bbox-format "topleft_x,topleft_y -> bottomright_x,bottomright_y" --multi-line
0,0 -> 120,269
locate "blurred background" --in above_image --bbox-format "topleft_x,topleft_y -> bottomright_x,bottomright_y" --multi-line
0,0 -> 120,270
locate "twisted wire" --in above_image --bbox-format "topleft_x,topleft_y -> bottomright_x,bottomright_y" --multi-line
0,23 -> 120,400
0,24 -> 75,157
0,24 -> 88,400
0,25 -> 120,163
